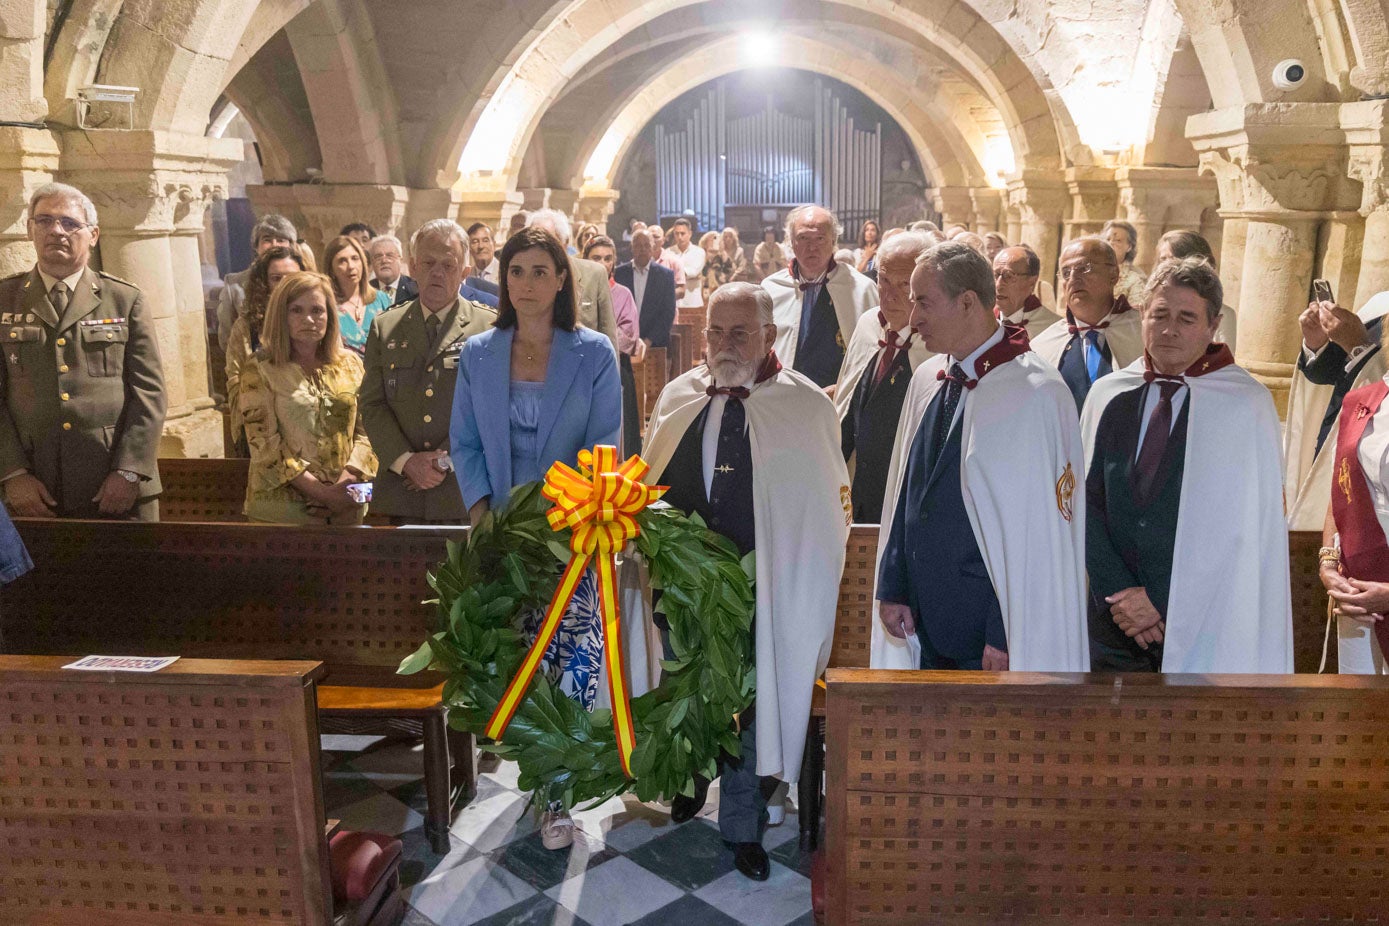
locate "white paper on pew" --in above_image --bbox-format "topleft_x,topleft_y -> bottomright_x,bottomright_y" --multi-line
63,655 -> 180,673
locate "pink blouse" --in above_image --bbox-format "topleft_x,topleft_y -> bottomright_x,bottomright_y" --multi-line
609,279 -> 641,356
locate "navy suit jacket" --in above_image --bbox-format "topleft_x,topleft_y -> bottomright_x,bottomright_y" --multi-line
375,274 -> 418,307
459,278 -> 499,308
614,261 -> 676,348
449,326 -> 621,511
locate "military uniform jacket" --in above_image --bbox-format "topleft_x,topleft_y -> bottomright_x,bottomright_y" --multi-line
359,297 -> 497,522
0,267 -> 166,512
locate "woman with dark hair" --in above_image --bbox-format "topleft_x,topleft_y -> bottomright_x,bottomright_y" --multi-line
225,245 -> 306,455
450,227 -> 621,848
855,219 -> 881,274
323,235 -> 391,357
1102,219 -> 1148,307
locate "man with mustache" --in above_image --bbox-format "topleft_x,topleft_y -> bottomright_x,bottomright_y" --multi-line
640,282 -> 849,882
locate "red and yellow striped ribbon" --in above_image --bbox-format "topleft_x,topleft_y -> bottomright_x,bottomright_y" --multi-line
484,445 -> 667,777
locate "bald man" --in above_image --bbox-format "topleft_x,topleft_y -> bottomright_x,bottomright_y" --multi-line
993,246 -> 1061,339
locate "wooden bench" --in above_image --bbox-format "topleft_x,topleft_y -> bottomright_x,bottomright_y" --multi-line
1,518 -> 473,852
157,456 -> 250,522
824,668 -> 1389,925
0,655 -> 403,926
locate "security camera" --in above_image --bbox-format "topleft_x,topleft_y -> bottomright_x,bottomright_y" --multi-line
1272,59 -> 1307,91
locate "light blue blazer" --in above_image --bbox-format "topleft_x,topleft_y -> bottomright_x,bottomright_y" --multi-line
450,325 -> 621,511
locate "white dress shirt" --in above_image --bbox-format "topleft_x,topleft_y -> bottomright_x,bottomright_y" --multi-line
941,323 -> 1005,438
631,262 -> 649,310
673,244 -> 707,309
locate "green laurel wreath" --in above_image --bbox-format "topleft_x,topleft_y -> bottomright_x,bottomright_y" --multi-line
399,481 -> 756,808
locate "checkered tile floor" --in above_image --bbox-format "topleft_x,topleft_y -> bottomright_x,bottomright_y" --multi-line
322,735 -> 816,926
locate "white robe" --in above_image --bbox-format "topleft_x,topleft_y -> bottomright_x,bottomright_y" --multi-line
639,363 -> 850,780
763,263 -> 878,372
869,348 -> 1090,671
1031,306 -> 1145,374
832,309 -> 934,422
1004,305 -> 1063,342
1081,358 -> 1293,672
1285,293 -> 1389,531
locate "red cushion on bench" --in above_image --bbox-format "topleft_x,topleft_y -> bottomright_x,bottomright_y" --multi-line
329,830 -> 403,904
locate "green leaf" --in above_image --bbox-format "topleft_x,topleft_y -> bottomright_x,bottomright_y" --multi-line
397,634 -> 442,675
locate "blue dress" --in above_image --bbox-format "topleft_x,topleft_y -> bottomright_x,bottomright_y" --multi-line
338,290 -> 393,356
511,380 -> 604,711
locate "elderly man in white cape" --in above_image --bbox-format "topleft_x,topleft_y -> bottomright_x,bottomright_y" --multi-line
834,230 -> 937,523
762,205 -> 878,398
1031,237 -> 1144,413
871,241 -> 1089,673
639,281 -> 849,882
1080,258 -> 1292,673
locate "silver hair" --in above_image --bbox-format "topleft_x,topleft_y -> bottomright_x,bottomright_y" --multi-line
368,233 -> 403,256
708,281 -> 774,327
876,230 -> 937,265
527,208 -> 573,246
1144,256 -> 1223,322
915,240 -> 996,310
410,219 -> 468,256
249,213 -> 297,249
29,182 -> 98,227
784,205 -> 842,247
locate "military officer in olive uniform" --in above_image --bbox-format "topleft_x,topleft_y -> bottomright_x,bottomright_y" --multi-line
359,219 -> 496,523
0,183 -> 165,520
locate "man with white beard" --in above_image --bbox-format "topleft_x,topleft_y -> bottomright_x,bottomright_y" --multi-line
640,282 -> 849,881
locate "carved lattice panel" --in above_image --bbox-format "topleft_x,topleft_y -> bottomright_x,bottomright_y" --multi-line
157,458 -> 251,523
831,525 -> 880,670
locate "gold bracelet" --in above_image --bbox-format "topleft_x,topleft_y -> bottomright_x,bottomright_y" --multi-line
1318,545 -> 1341,566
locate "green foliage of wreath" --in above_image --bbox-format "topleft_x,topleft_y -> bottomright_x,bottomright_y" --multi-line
399,480 -> 756,809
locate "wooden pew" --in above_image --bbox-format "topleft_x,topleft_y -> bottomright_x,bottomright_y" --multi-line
0,655 -> 402,926
824,668 -> 1389,925
157,456 -> 250,522
1,518 -> 472,852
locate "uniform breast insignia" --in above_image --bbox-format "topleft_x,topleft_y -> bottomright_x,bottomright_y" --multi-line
386,340 -> 396,350
1357,403 -> 1372,420
80,317 -> 126,326
1339,457 -> 1354,504
1,314 -> 10,324
23,313 -> 34,324
836,330 -> 846,350
840,484 -> 853,526
1055,462 -> 1076,522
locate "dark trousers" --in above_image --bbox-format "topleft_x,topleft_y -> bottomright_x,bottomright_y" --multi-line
1089,620 -> 1163,672
620,353 -> 641,456
918,628 -> 983,670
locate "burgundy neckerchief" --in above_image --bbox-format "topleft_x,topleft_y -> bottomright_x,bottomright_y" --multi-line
1332,379 -> 1389,654
997,293 -> 1044,326
1066,294 -> 1134,335
705,350 -> 783,398
792,258 -> 836,293
1140,342 -> 1236,384
874,311 -> 914,386
935,324 -> 1031,390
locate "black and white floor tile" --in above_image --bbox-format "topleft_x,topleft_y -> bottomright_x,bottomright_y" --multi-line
321,735 -> 816,926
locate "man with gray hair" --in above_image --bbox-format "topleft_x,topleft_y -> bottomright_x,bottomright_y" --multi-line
0,182 -> 166,520
639,281 -> 849,882
762,205 -> 878,395
527,208 -> 618,351
367,234 -> 417,306
216,213 -> 297,351
358,219 -> 497,523
873,241 -> 1088,675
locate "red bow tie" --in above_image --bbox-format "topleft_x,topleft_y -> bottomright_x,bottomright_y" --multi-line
936,367 -> 979,390
706,384 -> 750,399
1067,320 -> 1109,336
878,328 -> 913,352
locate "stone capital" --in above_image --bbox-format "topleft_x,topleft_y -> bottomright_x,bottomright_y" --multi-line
931,186 -> 975,227
1006,172 -> 1068,224
247,182 -> 413,255
457,189 -> 525,236
1064,167 -> 1117,227
575,185 -> 620,225
1113,166 -> 1216,229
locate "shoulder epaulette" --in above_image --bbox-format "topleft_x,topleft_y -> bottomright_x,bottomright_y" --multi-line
0,270 -> 26,283
96,270 -> 138,288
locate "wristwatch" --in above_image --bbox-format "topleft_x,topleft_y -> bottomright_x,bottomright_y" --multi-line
115,469 -> 139,484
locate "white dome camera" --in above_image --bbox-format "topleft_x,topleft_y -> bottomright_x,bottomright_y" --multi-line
1272,59 -> 1308,91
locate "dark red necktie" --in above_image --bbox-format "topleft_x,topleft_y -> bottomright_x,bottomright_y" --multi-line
874,327 -> 912,386
1134,379 -> 1182,501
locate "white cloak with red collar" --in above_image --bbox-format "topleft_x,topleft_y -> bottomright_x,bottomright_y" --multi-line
1081,348 -> 1292,672
1030,296 -> 1145,373
832,309 -> 935,422
763,260 -> 878,372
869,327 -> 1090,671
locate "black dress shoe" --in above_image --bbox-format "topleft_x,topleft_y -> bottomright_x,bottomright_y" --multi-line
670,779 -> 709,823
733,842 -> 770,881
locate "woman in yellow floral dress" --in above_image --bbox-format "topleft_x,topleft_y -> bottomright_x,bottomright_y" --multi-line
240,271 -> 377,524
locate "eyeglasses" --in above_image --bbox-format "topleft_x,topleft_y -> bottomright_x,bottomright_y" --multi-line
704,325 -> 771,347
994,269 -> 1027,283
31,214 -> 91,235
1059,261 -> 1114,282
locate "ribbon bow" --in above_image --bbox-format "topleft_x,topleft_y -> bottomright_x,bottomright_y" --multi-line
706,384 -> 751,399
485,446 -> 667,777
936,366 -> 979,390
1067,320 -> 1110,336
793,257 -> 836,292
1143,370 -> 1185,385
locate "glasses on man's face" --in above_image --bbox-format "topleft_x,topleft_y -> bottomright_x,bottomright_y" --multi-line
704,325 -> 766,347
994,269 -> 1021,283
31,214 -> 90,235
1059,261 -> 1113,282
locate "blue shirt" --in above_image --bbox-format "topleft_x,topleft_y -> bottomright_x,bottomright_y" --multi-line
509,380 -> 546,488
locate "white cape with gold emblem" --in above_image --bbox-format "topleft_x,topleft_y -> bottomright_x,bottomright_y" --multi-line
1082,358 -> 1293,672
869,349 -> 1090,671
635,363 -> 850,780
763,263 -> 878,371
832,309 -> 935,422
1030,309 -> 1145,372
1285,293 -> 1389,530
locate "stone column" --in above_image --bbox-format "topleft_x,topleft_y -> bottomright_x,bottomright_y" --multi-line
575,186 -> 620,226
969,188 -> 1003,234
1007,174 -> 1068,288
59,130 -> 243,456
457,190 -> 525,242
1215,214 -> 1249,311
1063,167 -> 1117,243
931,187 -> 975,231
1114,167 -> 1218,272
0,1 -> 58,275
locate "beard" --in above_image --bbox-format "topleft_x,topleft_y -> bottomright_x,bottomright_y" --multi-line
708,351 -> 758,385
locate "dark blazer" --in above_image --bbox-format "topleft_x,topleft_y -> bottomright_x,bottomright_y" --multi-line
449,326 -> 621,511
614,261 -> 676,348
842,347 -> 913,522
459,279 -> 499,309
1057,331 -> 1114,412
878,389 -> 1005,663
375,275 -> 418,307
1299,317 -> 1384,454
465,275 -> 499,298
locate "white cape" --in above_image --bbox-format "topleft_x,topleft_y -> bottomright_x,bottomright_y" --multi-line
1081,358 -> 1293,672
1001,304 -> 1063,342
1285,293 -> 1389,530
763,263 -> 878,371
1031,307 -> 1145,372
832,309 -> 934,422
638,364 -> 850,780
869,348 -> 1090,671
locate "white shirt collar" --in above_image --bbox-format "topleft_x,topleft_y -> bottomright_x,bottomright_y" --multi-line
38,266 -> 86,295
947,323 -> 1005,381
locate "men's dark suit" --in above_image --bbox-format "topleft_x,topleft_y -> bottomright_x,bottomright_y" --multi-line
877,386 -> 1005,667
1057,330 -> 1113,412
614,261 -> 676,349
459,279 -> 499,309
1299,317 -> 1384,454
374,274 -> 418,307
465,275 -> 499,298
842,347 -> 912,522
795,286 -> 845,388
1084,383 -> 1190,671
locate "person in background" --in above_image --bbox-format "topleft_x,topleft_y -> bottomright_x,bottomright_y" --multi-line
585,234 -> 644,453
574,222 -> 599,257
467,223 -> 500,283
340,222 -> 376,249
983,232 -> 1008,262
507,210 -> 530,238
720,227 -> 750,283
217,214 -> 297,351
240,271 -> 376,525
324,235 -> 392,357
669,218 -> 707,311
1154,229 -> 1236,347
753,226 -> 786,280
992,245 -> 1061,339
450,225 -> 621,850
648,224 -> 688,302
1103,219 -> 1148,307
225,246 -> 305,456
855,220 -> 881,276
614,229 -> 677,354
368,234 -> 417,307
296,239 -> 318,273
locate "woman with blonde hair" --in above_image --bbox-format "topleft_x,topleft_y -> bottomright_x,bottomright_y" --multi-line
323,235 -> 391,356
240,271 -> 377,524
574,222 -> 599,256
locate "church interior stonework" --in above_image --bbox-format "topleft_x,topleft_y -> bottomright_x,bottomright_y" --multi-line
5,1 -> 1389,924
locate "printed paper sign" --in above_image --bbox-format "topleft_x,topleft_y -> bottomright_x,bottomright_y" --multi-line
62,655 -> 181,673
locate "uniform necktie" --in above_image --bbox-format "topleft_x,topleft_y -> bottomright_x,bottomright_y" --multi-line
425,313 -> 441,352
49,281 -> 68,317
709,397 -> 745,506
931,363 -> 968,463
1134,380 -> 1181,501
874,321 -> 912,387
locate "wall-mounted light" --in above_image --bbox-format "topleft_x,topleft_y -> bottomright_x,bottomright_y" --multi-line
75,85 -> 138,130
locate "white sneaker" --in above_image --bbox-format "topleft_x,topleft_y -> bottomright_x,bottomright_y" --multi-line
766,780 -> 789,826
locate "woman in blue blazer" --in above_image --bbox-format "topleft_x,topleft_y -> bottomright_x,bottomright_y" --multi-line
449,225 -> 621,850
